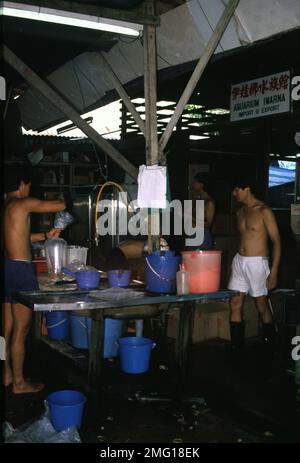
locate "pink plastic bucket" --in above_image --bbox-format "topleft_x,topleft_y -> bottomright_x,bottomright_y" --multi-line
181,250 -> 222,293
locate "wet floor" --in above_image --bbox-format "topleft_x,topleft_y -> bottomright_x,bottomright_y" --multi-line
3,334 -> 300,443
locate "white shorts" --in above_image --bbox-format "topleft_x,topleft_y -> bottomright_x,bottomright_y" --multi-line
228,253 -> 270,297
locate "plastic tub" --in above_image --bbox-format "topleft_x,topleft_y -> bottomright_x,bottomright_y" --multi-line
181,250 -> 222,293
46,390 -> 87,432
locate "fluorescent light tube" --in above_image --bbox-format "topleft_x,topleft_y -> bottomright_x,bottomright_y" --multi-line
1,2 -> 142,36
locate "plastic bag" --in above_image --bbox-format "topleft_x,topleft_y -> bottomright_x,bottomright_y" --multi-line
54,211 -> 75,230
90,287 -> 144,301
67,261 -> 98,273
3,403 -> 81,443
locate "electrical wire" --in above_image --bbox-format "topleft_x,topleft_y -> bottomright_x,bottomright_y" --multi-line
197,0 -> 225,52
72,60 -> 85,108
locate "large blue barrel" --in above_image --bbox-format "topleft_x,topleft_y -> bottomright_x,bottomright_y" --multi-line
70,315 -> 123,358
145,251 -> 181,294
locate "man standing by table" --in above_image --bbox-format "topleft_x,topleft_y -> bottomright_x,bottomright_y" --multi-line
228,179 -> 281,362
3,164 -> 66,393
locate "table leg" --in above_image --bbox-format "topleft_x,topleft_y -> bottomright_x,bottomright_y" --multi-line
88,315 -> 104,410
34,312 -> 42,340
176,302 -> 194,381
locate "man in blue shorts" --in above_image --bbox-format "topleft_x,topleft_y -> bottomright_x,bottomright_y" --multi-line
3,164 -> 66,393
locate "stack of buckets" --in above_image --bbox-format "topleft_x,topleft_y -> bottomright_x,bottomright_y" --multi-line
45,311 -> 123,359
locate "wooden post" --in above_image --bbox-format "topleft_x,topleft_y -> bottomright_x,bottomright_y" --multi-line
143,1 -> 160,252
120,101 -> 127,139
159,0 -> 240,153
3,45 -> 138,181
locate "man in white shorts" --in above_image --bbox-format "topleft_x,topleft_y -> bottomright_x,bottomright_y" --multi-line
228,179 -> 281,359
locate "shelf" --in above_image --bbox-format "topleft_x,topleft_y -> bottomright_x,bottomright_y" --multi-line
40,162 -> 98,167
40,184 -> 70,187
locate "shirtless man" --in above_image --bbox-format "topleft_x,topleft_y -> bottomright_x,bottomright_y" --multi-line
228,180 -> 281,353
186,173 -> 215,250
3,164 -> 66,393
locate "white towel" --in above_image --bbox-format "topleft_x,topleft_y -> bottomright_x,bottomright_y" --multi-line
137,165 -> 167,208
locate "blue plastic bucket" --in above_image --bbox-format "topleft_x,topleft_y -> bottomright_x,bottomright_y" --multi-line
118,337 -> 156,374
70,315 -> 123,358
145,251 -> 181,294
46,390 -> 87,432
62,267 -> 100,289
107,269 -> 132,287
76,271 -> 100,290
45,311 -> 70,340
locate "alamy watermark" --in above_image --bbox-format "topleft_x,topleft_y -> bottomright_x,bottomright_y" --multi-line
291,336 -> 300,361
96,195 -> 205,247
0,76 -> 6,101
0,336 -> 5,360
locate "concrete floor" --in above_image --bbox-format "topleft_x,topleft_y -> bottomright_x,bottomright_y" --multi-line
3,332 -> 300,443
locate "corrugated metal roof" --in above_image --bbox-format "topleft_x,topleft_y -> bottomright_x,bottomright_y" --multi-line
11,0 -> 300,130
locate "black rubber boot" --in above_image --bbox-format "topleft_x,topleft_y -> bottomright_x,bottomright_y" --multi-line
261,323 -> 277,380
229,322 -> 245,375
230,321 -> 245,349
262,323 -> 277,347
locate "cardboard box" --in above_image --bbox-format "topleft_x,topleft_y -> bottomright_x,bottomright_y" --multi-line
167,298 -> 260,343
167,301 -> 228,343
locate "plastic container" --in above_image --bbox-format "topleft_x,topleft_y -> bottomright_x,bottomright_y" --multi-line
45,238 -> 67,277
66,246 -> 88,265
107,269 -> 132,287
145,251 -> 181,294
118,337 -> 156,374
62,267 -> 100,290
176,264 -> 190,295
70,315 -> 123,358
46,390 -> 87,432
45,311 -> 70,340
181,250 -> 222,293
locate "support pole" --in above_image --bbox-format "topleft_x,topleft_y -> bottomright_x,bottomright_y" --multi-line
143,2 -> 160,252
159,0 -> 240,153
3,45 -> 138,181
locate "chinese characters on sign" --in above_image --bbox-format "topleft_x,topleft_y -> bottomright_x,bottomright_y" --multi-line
230,71 -> 290,122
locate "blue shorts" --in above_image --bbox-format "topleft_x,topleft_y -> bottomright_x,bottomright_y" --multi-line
4,259 -> 39,304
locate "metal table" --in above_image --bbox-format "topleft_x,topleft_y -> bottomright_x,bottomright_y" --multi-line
15,289 -> 235,404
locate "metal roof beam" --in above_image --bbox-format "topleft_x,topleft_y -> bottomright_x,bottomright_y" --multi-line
12,0 -> 160,26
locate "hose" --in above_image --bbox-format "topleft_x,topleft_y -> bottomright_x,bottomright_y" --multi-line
94,181 -> 134,243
